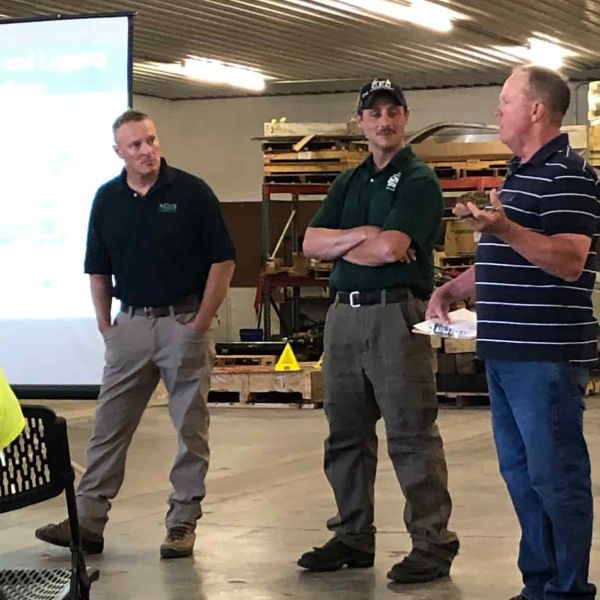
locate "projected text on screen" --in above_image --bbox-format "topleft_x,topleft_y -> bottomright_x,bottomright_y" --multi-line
0,16 -> 129,319
0,14 -> 131,386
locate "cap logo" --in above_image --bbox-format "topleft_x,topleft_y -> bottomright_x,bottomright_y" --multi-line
371,78 -> 392,91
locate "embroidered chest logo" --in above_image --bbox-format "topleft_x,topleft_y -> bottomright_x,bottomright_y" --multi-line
158,202 -> 177,213
386,172 -> 402,191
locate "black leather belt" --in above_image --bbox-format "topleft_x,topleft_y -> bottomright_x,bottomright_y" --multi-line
337,288 -> 410,307
120,295 -> 200,318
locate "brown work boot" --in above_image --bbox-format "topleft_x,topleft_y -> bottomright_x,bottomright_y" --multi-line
35,519 -> 104,554
160,525 -> 196,559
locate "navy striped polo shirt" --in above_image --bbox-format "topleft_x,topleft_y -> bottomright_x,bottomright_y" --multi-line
476,133 -> 600,364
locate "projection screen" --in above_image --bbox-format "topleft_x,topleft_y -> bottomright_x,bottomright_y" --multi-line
0,13 -> 132,394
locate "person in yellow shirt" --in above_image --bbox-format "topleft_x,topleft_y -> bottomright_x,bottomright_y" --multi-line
0,368 -> 25,450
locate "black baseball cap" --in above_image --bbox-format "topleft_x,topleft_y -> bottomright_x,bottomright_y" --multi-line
357,78 -> 407,112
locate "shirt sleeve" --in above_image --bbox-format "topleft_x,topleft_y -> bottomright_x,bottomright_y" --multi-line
381,173 -> 443,249
540,167 -> 600,238
197,181 -> 236,263
308,171 -> 350,228
83,190 -> 112,275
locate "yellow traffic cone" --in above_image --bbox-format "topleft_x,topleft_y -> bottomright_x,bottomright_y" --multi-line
0,368 -> 25,450
275,342 -> 301,372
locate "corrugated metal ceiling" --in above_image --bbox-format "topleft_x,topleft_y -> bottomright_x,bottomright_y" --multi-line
2,0 -> 600,99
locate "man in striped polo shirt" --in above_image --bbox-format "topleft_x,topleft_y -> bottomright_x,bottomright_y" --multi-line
428,65 -> 599,600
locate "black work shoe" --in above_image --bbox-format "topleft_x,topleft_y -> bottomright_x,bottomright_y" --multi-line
35,519 -> 104,554
160,525 -> 196,559
387,548 -> 451,583
297,537 -> 374,572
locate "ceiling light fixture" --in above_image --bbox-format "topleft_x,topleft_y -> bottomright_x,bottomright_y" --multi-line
181,57 -> 266,91
527,37 -> 574,70
327,0 -> 463,32
496,36 -> 575,71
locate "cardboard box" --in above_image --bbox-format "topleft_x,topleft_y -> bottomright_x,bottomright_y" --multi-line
443,337 -> 477,354
444,219 -> 477,256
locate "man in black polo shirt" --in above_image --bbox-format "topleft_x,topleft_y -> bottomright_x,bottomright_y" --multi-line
35,110 -> 235,559
297,79 -> 459,582
428,66 -> 598,600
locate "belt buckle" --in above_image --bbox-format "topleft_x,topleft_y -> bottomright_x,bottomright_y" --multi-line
349,291 -> 361,308
143,306 -> 155,319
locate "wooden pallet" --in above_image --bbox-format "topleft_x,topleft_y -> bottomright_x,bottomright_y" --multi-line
432,162 -> 508,179
312,267 -> 332,280
437,392 -> 489,408
149,366 -> 322,408
437,375 -> 600,407
586,377 -> 600,396
588,148 -> 600,167
260,134 -> 367,183
264,161 -> 361,175
264,149 -> 366,163
263,172 -> 341,184
210,364 -> 323,407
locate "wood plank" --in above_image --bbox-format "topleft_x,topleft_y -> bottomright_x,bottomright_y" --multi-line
263,122 -> 354,136
264,162 -> 352,174
210,372 -> 250,403
414,140 -> 512,162
264,149 -> 367,162
442,338 -> 477,354
429,159 -> 508,170
292,134 -> 316,152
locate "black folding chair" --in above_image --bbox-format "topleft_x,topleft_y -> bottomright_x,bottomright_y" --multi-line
0,405 -> 99,599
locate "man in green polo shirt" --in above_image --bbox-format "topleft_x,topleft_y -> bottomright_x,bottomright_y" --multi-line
297,79 -> 459,583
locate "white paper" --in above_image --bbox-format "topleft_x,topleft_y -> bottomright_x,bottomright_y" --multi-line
412,308 -> 476,339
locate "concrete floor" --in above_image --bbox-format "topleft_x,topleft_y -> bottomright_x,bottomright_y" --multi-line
2,399 -> 600,600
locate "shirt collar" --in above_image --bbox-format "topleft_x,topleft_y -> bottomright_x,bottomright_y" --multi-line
117,157 -> 173,191
509,132 -> 569,169
364,145 -> 415,175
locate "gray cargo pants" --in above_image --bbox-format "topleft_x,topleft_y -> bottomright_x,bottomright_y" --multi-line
76,310 -> 215,535
323,292 -> 459,561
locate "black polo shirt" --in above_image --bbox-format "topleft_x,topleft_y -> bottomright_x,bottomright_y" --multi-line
309,146 -> 443,298
476,133 -> 599,364
84,159 -> 235,306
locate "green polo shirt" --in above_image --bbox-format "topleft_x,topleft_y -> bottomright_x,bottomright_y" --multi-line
309,145 -> 442,298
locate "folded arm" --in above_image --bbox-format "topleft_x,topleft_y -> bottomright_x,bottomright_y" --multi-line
303,225 -> 380,260
343,230 -> 413,266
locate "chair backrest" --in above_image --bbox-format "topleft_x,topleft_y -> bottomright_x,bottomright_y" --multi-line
0,406 -> 71,513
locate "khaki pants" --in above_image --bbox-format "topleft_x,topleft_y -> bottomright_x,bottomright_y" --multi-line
323,294 -> 459,560
76,310 -> 215,535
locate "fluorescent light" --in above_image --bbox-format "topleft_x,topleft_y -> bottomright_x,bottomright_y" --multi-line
405,0 -> 456,32
182,57 -> 266,91
496,37 -> 576,71
151,57 -> 266,91
324,0 -> 463,32
527,37 -> 574,70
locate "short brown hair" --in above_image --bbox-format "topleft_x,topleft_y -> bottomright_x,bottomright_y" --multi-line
513,65 -> 570,126
112,109 -> 150,138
